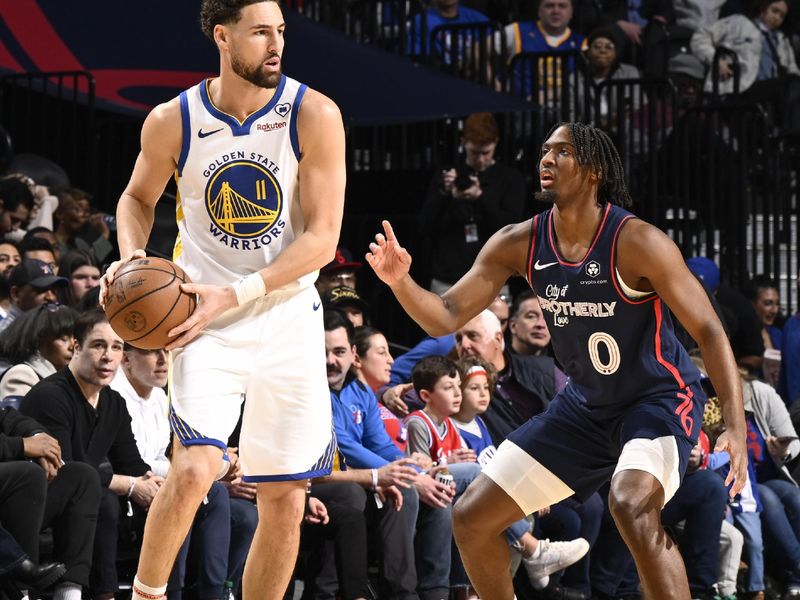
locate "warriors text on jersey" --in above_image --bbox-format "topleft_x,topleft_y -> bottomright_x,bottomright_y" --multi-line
526,203 -> 702,413
173,75 -> 312,289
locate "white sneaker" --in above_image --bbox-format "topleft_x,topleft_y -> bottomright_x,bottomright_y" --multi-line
523,538 -> 590,582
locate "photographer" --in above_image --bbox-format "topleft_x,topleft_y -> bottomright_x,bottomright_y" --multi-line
418,113 -> 525,294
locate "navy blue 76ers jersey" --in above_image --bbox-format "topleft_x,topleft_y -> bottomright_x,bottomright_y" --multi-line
526,203 -> 702,411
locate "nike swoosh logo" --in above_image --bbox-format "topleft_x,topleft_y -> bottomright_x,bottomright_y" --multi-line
533,260 -> 560,270
313,302 -> 321,311
198,128 -> 223,138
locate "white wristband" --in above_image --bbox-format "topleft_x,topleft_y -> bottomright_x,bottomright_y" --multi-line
370,468 -> 379,491
232,272 -> 266,307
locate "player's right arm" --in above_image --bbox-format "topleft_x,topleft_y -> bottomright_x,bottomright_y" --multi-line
366,219 -> 530,336
100,99 -> 181,305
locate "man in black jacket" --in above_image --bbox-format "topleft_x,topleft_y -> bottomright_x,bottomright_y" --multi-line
0,405 -> 100,598
419,113 -> 525,294
21,309 -> 161,600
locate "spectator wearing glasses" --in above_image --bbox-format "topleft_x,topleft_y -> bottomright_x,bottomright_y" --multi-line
0,303 -> 77,401
576,28 -> 641,130
19,235 -> 58,274
316,247 -> 362,295
0,259 -> 69,334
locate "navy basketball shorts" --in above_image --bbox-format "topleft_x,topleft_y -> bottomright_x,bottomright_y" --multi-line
482,382 -> 706,516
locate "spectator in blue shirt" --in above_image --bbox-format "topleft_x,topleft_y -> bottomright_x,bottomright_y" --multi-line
782,310 -> 800,405
409,0 -> 490,57
325,309 -> 456,600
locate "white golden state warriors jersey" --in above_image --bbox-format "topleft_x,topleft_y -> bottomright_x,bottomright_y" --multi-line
173,75 -> 313,290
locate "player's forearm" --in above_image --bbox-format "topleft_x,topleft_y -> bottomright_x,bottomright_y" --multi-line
116,193 -> 155,257
390,275 -> 460,337
257,228 -> 337,292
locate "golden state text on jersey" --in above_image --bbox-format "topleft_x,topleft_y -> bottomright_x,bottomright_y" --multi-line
173,75 -> 314,290
204,156 -> 286,249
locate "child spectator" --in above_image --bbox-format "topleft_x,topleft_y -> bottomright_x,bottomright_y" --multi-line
453,356 -> 497,466
409,356 -> 589,592
407,356 -> 471,465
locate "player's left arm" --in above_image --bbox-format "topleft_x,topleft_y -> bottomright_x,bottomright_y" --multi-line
618,220 -> 748,496
255,88 -> 346,290
166,90 -> 345,350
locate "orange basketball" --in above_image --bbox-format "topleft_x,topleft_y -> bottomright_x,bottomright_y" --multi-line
104,257 -> 196,350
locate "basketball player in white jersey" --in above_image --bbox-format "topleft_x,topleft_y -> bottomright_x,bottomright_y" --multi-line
99,1 -> 345,598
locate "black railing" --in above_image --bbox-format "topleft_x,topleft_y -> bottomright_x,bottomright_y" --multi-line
285,0 -> 425,55
0,71 -> 96,190
501,51 -> 587,163
711,47 -> 741,96
426,21 -> 507,87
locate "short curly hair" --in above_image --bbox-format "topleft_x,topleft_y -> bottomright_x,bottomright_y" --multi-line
200,0 -> 279,42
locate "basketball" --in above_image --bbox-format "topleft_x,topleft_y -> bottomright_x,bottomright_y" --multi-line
104,257 -> 197,350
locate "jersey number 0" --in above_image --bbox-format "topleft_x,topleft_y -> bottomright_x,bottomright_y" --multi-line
588,332 -> 621,375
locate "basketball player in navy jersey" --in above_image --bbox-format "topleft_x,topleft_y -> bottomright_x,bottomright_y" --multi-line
99,1 -> 345,599
367,122 -> 747,600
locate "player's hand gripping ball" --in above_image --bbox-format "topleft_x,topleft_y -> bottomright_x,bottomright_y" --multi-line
104,257 -> 197,350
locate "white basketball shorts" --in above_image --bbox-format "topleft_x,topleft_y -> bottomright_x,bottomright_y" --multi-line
168,284 -> 334,481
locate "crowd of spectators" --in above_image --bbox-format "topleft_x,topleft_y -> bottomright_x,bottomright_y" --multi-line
401,0 -> 800,139
2,156 -> 798,600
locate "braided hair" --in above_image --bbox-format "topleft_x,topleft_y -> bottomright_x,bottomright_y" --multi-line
541,122 -> 632,207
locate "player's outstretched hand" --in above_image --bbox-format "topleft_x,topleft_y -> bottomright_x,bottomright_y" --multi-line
366,220 -> 412,287
715,429 -> 749,497
165,283 -> 238,350
99,249 -> 146,309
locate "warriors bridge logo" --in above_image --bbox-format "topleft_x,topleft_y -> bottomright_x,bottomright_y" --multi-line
205,158 -> 286,250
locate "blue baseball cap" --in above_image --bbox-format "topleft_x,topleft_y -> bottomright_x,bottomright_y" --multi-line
686,257 -> 720,293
